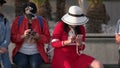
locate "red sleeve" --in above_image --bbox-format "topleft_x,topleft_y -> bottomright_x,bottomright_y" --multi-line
51,21 -> 64,48
11,16 -> 23,43
39,17 -> 51,44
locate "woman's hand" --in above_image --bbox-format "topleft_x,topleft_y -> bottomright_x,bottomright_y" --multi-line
0,47 -> 7,54
63,36 -> 76,46
21,29 -> 31,39
33,32 -> 40,41
76,35 -> 83,46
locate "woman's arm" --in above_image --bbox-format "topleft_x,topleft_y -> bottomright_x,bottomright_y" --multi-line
37,17 -> 51,44
0,18 -> 10,48
11,16 -> 24,43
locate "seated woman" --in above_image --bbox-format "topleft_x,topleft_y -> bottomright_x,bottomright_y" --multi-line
51,6 -> 104,68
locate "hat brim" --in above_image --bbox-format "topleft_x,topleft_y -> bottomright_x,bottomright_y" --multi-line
61,13 -> 89,25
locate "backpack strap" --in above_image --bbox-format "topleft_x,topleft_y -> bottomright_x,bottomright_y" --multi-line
38,16 -> 43,31
18,16 -> 43,31
18,16 -> 24,28
4,18 -> 7,25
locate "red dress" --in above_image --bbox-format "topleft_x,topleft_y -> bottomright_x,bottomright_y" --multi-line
51,21 -> 94,68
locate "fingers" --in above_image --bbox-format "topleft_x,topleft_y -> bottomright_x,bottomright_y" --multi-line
76,35 -> 83,45
24,29 -> 31,36
0,47 -> 7,54
76,35 -> 83,41
76,35 -> 82,39
69,35 -> 83,44
34,33 -> 40,40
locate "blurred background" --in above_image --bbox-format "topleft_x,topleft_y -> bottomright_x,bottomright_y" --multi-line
2,0 -> 120,65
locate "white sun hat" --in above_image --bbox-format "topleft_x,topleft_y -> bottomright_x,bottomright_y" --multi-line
61,6 -> 89,25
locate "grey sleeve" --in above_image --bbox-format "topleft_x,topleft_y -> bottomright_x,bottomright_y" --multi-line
0,18 -> 11,48
115,19 -> 120,34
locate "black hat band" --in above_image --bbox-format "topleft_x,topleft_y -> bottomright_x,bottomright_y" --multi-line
68,13 -> 85,17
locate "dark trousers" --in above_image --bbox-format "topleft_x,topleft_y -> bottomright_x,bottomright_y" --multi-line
13,52 -> 43,68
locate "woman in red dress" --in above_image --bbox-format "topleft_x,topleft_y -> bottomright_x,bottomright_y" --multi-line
51,6 -> 104,68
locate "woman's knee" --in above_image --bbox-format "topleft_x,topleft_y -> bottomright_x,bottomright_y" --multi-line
90,60 -> 104,68
29,63 -> 42,68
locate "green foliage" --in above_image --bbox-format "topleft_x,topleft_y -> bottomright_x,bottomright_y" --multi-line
87,0 -> 103,2
30,0 -> 46,6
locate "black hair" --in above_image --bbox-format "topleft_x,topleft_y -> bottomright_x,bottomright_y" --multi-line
23,2 -> 37,14
64,22 -> 82,35
0,0 -> 6,5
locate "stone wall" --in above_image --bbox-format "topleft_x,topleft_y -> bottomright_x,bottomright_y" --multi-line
85,34 -> 118,64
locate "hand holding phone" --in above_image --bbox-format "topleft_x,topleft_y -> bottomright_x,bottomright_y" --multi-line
76,34 -> 83,46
